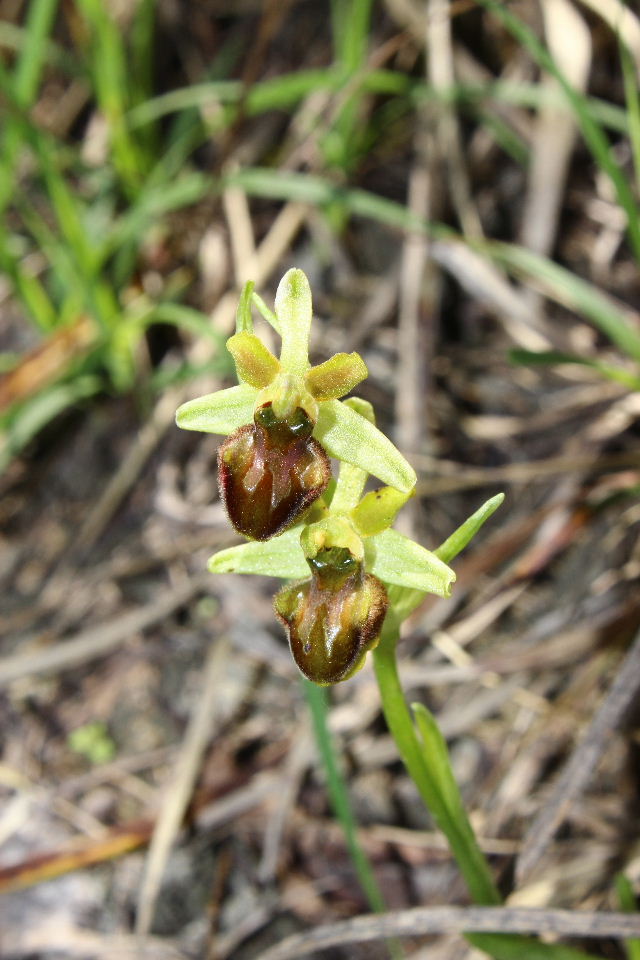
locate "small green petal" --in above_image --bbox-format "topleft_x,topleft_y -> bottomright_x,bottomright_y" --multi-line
175,382 -> 256,435
207,525 -> 308,578
350,486 -> 414,538
305,352 -> 368,401
314,400 -> 417,493
434,493 -> 505,564
366,528 -> 456,598
226,331 -> 280,388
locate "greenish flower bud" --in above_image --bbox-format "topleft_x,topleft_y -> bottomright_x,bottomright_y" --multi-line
274,546 -> 388,684
218,402 -> 330,541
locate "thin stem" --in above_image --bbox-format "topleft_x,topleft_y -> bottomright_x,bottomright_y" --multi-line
303,679 -> 404,960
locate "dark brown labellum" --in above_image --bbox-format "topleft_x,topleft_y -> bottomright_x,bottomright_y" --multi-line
274,546 -> 388,684
218,403 -> 330,541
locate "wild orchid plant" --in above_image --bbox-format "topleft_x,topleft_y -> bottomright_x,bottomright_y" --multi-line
176,269 -> 507,918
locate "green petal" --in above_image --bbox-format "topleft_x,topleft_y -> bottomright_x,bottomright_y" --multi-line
226,331 -> 280,387
207,525 -> 308,578
350,486 -> 413,537
305,352 -> 368,400
434,493 -> 505,564
175,382 -> 256,434
366,528 -> 455,598
314,400 -> 417,493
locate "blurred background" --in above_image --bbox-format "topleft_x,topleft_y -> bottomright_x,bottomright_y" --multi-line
1,0 -> 640,957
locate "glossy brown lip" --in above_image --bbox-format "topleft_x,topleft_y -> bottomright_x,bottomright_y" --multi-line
217,404 -> 331,541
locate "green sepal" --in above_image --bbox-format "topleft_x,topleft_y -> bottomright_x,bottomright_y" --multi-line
175,382 -> 256,434
226,331 -> 280,388
434,493 -> 505,564
305,352 -> 368,401
235,280 -> 255,333
351,486 -> 414,538
207,525 -> 308,578
314,399 -> 417,494
366,528 -> 455,597
275,268 -> 312,376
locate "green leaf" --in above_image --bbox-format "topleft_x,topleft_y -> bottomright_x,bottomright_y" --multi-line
467,933 -> 603,960
367,528 -> 455,598
207,525 -> 308,578
175,382 -> 256,435
412,703 -> 467,817
510,349 -> 640,391
314,399 -> 417,493
489,242 -> 640,363
434,494 -> 505,565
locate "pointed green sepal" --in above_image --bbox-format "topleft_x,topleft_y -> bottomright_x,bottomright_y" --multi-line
305,352 -> 368,401
366,528 -> 456,597
275,268 -> 312,376
434,493 -> 505,564
235,280 -> 255,333
351,485 -> 415,538
175,382 -> 256,434
207,525 -> 308,578
226,331 -> 280,388
314,399 -> 417,493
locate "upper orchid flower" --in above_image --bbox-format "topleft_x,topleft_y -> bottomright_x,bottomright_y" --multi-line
176,270 -> 416,540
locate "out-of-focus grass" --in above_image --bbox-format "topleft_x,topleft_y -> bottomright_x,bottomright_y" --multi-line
3,0 -> 640,473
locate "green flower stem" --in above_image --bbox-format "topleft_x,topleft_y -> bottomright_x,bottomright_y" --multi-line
303,679 -> 404,960
372,623 -> 501,907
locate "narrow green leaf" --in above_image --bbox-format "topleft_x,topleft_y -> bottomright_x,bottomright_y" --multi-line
13,0 -> 59,108
315,399 -> 417,493
367,529 -> 455,598
303,681 -> 392,925
434,494 -> 505,565
467,933 -> 603,960
275,268 -> 312,376
616,874 -> 640,960
175,383 -> 256,435
489,242 -> 640,363
510,349 -> 640,391
620,33 -> 640,194
412,703 -> 467,816
207,526 -> 308,578
478,0 -> 640,265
